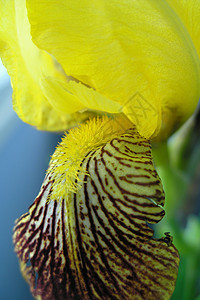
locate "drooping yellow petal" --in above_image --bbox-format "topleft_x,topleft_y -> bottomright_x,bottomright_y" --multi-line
27,0 -> 200,138
0,0 -> 90,131
13,118 -> 179,299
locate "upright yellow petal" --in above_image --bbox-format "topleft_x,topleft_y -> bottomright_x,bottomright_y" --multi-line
27,0 -> 200,139
0,0 -> 88,131
167,0 -> 200,59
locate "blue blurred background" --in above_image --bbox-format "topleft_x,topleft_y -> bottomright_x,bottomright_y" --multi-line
0,60 -> 62,299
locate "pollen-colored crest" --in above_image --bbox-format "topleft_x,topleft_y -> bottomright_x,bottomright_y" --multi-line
13,119 -> 179,299
47,116 -> 132,200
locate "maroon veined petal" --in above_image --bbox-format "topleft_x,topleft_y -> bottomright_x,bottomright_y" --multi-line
13,128 -> 179,299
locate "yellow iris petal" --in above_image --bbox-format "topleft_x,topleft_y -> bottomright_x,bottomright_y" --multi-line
167,0 -> 200,59
13,117 -> 179,299
27,0 -> 200,138
0,0 -> 89,131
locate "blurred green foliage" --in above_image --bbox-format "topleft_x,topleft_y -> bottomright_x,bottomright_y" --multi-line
153,109 -> 200,300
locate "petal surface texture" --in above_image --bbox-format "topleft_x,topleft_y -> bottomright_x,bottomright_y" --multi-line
0,0 -> 95,131
26,0 -> 200,138
13,118 -> 179,299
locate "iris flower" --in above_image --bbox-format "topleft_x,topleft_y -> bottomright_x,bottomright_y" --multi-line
1,0 -> 200,299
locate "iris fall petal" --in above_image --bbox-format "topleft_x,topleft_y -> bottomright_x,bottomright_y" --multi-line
13,118 -> 179,299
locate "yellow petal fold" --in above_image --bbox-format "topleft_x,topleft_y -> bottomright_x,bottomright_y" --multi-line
13,118 -> 179,299
43,77 -> 122,114
27,0 -> 200,139
0,0 -> 90,131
